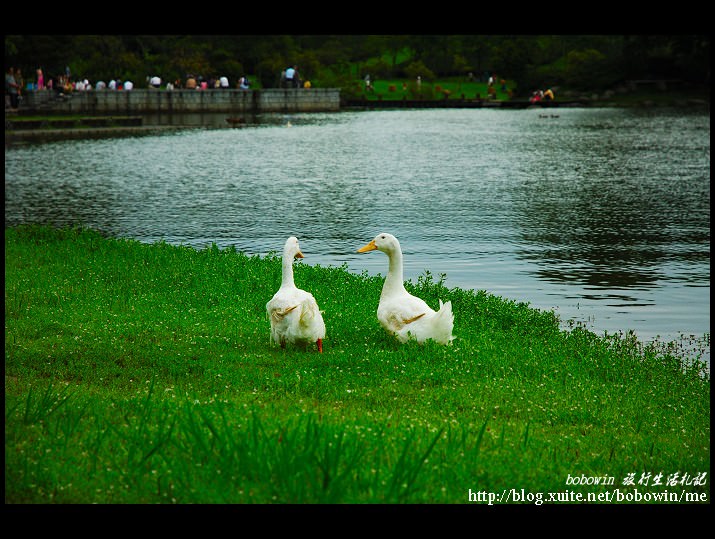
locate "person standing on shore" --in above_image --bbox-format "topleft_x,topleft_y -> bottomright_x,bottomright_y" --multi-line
6,67 -> 20,110
284,65 -> 296,88
15,69 -> 24,96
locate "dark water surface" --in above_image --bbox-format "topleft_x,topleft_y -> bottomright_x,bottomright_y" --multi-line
5,108 -> 710,363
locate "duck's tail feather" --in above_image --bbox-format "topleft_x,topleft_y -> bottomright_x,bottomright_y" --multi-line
431,300 -> 455,344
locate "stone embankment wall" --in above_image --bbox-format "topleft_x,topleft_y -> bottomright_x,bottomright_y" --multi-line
23,89 -> 341,114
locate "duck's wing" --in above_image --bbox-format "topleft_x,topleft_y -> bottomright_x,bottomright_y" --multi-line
270,303 -> 298,322
379,293 -> 433,332
266,290 -> 300,321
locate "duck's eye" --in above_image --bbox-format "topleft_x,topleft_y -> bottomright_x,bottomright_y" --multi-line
380,235 -> 385,239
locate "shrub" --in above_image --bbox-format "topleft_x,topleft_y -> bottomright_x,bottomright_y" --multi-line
403,60 -> 435,82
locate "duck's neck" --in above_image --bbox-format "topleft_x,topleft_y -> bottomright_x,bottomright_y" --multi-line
281,254 -> 296,288
382,248 -> 407,297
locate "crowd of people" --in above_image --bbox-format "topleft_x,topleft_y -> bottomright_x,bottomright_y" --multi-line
167,74 -> 251,90
5,66 -> 262,110
6,64 -> 316,110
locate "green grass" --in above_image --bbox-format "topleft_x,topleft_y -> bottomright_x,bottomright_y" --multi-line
350,78 -> 514,102
5,225 -> 710,504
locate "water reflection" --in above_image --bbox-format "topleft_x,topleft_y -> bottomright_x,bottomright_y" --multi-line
5,108 -> 709,358
511,110 -> 710,295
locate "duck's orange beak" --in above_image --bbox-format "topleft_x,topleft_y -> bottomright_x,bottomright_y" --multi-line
357,240 -> 377,253
295,250 -> 304,258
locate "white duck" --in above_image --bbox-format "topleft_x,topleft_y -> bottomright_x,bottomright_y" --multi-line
357,233 -> 454,345
266,237 -> 326,352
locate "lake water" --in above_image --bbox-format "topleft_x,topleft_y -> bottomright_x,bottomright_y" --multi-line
5,108 -> 710,363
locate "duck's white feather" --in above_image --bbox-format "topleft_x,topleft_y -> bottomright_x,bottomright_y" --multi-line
266,237 -> 326,350
358,233 -> 454,345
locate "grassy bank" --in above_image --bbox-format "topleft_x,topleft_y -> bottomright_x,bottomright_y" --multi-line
348,78 -> 514,102
5,225 -> 710,504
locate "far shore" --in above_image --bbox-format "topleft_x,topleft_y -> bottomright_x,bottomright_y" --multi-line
5,88 -> 709,144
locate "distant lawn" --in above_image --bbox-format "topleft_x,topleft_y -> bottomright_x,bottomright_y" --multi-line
353,78 -> 515,101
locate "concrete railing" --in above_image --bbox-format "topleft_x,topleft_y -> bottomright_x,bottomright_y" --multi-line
22,88 -> 341,114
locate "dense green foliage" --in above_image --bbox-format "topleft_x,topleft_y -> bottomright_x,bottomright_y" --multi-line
5,225 -> 709,503
5,35 -> 710,96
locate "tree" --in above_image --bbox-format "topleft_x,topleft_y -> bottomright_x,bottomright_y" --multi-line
564,49 -> 612,90
4,35 -> 709,93
489,36 -> 535,87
